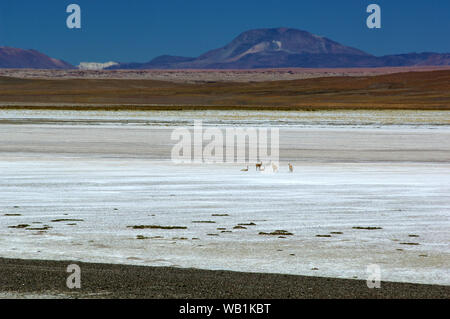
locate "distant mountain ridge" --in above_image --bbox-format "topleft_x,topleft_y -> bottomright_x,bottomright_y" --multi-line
1,28 -> 449,70
109,28 -> 450,69
0,47 -> 73,69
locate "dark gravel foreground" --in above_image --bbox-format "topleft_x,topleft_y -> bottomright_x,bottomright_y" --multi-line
0,258 -> 448,299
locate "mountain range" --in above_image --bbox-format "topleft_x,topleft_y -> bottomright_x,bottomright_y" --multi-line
2,28 -> 450,69
0,47 -> 72,69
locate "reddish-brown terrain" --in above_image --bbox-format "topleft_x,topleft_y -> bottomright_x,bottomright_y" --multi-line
0,69 -> 448,110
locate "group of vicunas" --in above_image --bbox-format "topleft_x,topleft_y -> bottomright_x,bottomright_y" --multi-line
241,162 -> 294,173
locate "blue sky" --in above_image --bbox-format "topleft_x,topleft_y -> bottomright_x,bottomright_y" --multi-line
0,0 -> 449,65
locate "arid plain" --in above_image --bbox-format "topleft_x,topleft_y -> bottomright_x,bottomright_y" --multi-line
0,68 -> 449,110
0,68 -> 449,298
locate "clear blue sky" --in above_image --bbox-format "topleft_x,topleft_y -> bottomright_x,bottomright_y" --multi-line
1,0 -> 449,65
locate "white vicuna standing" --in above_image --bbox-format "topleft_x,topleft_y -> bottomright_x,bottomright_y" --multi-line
271,162 -> 279,172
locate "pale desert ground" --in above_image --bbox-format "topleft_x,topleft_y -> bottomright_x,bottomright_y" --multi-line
0,109 -> 449,288
2,66 -> 450,82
